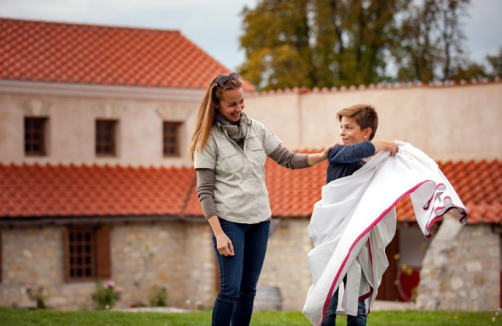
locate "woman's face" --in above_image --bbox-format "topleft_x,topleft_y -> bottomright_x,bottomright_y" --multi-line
216,87 -> 245,124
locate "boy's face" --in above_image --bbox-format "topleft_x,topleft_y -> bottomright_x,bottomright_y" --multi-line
339,116 -> 371,145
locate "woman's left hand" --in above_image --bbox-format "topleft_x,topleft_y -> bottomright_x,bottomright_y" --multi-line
321,143 -> 337,159
307,143 -> 338,166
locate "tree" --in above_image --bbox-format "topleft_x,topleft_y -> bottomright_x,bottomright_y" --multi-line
448,60 -> 488,81
393,0 -> 439,83
436,0 -> 471,80
486,47 -> 502,77
239,0 -> 407,90
313,0 -> 408,87
239,0 -> 477,89
239,0 -> 314,90
393,0 -> 472,83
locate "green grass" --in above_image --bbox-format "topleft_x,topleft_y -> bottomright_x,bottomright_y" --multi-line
0,308 -> 500,326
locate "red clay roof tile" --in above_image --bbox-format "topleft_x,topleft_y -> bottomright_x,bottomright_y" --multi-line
266,156 -> 502,224
0,158 -> 500,224
0,18 -> 255,91
0,163 -> 195,218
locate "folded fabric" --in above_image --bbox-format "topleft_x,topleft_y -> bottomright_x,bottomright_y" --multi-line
303,141 -> 467,326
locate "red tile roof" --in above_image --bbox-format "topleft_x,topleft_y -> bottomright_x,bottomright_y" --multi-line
0,163 -> 195,218
0,18 -> 255,91
265,158 -> 327,217
0,158 -> 500,224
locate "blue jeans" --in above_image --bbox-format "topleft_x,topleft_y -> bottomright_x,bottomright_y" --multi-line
211,218 -> 270,326
321,286 -> 367,326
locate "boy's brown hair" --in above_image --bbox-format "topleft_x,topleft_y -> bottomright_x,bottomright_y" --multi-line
337,104 -> 378,140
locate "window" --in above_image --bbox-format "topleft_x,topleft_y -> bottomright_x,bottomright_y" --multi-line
163,122 -> 181,157
64,227 -> 111,281
24,117 -> 47,156
67,229 -> 95,279
96,120 -> 117,156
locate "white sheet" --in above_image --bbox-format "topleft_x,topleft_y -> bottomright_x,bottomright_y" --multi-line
303,141 -> 467,326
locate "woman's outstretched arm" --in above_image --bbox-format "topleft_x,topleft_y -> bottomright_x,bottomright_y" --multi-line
268,144 -> 336,169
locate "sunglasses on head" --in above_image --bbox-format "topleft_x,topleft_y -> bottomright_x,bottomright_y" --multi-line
215,72 -> 239,87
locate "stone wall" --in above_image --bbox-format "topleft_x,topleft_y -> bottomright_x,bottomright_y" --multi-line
111,220 -> 214,309
0,226 -> 99,310
258,219 -> 313,311
0,220 -> 215,311
416,216 -> 500,310
180,221 -> 217,308
2,217 -> 499,312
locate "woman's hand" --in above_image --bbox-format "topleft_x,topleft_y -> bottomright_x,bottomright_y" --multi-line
215,232 -> 235,257
321,143 -> 337,159
208,215 -> 234,257
307,143 -> 338,166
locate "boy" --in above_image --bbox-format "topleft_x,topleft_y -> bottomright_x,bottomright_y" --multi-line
322,104 -> 397,326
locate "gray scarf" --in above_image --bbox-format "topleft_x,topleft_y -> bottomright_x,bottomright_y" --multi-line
215,112 -> 248,149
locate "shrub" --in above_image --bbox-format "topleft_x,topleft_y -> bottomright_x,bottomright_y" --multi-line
91,280 -> 121,310
149,285 -> 167,307
25,283 -> 49,309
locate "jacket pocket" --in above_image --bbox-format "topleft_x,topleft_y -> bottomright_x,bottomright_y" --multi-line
218,145 -> 241,172
247,138 -> 266,166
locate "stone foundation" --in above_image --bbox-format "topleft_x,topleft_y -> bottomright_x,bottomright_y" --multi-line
258,219 -> 313,311
1,217 -> 499,312
416,216 -> 500,311
0,221 -> 214,311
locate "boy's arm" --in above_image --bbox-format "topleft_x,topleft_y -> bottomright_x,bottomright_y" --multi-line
328,141 -> 376,164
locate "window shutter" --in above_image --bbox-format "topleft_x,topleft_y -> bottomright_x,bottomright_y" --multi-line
0,231 -> 2,283
95,226 -> 112,279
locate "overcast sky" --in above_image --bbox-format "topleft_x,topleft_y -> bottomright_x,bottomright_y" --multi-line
0,0 -> 500,72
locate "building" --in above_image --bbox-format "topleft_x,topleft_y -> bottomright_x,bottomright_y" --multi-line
0,17 -> 501,311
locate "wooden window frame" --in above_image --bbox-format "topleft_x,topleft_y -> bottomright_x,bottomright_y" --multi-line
95,120 -> 117,157
163,121 -> 182,157
24,117 -> 47,156
63,226 -> 111,282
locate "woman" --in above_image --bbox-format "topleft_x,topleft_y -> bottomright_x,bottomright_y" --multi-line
189,72 -> 333,326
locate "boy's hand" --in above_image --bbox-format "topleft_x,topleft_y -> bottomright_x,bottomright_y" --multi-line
372,141 -> 398,156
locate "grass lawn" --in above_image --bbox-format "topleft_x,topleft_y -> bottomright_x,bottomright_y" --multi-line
1,308 -> 500,326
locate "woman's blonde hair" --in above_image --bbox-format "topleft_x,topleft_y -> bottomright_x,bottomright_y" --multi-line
189,74 -> 243,160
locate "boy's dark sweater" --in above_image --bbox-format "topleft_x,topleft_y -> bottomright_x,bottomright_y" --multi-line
326,141 -> 376,184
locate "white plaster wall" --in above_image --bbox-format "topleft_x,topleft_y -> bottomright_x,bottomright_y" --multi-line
0,94 -> 200,167
1,82 -> 501,166
244,92 -> 302,148
246,83 -> 502,161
